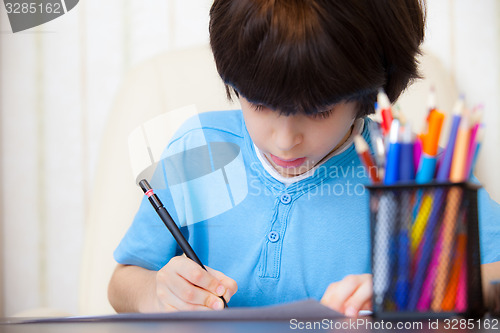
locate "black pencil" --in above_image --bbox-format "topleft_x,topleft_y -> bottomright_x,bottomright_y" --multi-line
139,179 -> 228,308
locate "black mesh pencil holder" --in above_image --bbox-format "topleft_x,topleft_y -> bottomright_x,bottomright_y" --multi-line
367,182 -> 485,319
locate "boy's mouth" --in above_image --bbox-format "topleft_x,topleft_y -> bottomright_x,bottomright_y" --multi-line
269,154 -> 307,168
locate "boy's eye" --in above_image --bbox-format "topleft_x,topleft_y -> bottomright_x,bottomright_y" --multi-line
309,109 -> 334,119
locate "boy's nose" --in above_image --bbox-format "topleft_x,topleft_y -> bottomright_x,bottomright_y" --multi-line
273,116 -> 303,151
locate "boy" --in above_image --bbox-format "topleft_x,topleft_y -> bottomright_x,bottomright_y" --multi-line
108,0 -> 500,316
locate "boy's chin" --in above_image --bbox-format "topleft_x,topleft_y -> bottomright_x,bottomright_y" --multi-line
275,165 -> 314,178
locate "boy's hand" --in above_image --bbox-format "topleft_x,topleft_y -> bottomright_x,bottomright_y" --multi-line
154,255 -> 238,312
320,274 -> 372,317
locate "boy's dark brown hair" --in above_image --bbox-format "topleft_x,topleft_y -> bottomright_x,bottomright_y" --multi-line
209,0 -> 425,118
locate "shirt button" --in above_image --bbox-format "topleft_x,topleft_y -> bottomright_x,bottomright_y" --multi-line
280,193 -> 291,204
268,231 -> 280,243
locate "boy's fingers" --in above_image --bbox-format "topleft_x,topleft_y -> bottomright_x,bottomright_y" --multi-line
161,256 -> 234,309
162,270 -> 225,310
157,282 -> 212,312
360,299 -> 372,312
206,267 -> 238,300
343,278 -> 373,317
321,275 -> 359,311
170,257 -> 226,299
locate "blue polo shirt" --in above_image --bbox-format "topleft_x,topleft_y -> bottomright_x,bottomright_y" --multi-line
114,110 -> 500,307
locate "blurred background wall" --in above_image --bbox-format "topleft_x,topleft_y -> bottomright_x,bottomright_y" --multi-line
0,0 -> 499,316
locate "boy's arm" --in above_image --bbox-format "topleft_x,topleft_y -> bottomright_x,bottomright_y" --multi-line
482,261 -> 500,298
108,264 -> 161,313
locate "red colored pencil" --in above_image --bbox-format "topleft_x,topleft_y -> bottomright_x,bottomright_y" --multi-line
354,134 -> 381,183
377,90 -> 393,136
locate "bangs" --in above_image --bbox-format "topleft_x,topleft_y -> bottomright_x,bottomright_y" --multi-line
210,1 -> 385,115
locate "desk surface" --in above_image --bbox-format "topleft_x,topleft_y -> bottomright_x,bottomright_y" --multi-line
2,317 -> 500,333
2,299 -> 499,333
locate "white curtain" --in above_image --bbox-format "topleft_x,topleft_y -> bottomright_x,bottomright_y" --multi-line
0,0 -> 213,316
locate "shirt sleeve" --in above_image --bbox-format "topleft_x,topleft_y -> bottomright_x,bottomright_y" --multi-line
113,187 -> 183,271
